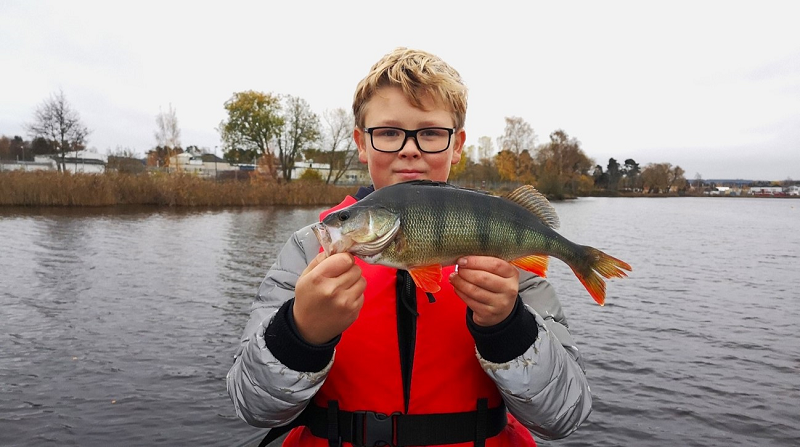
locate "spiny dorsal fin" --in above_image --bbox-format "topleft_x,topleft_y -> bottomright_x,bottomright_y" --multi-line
503,185 -> 560,229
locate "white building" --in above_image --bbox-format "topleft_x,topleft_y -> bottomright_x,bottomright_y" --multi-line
0,151 -> 106,173
167,152 -> 239,178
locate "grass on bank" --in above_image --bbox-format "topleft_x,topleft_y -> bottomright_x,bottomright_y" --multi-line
0,171 -> 358,207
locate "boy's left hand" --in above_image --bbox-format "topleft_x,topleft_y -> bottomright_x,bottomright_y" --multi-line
449,256 -> 519,327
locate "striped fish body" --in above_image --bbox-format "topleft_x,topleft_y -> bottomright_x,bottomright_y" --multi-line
314,180 -> 631,305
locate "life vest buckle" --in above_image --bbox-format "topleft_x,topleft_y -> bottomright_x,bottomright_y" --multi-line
352,410 -> 399,446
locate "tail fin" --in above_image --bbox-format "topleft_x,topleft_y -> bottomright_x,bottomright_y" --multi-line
571,247 -> 632,306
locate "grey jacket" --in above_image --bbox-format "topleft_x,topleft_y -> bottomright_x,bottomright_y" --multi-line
227,222 -> 593,440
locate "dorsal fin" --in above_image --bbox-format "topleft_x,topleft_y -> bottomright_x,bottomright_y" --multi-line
503,185 -> 560,229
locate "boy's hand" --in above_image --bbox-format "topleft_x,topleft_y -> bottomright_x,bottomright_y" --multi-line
449,256 -> 519,327
293,252 -> 366,345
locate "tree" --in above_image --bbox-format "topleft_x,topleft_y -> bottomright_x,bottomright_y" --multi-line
622,158 -> 641,191
693,173 -> 704,194
477,136 -> 494,162
275,95 -> 321,182
320,108 -> 358,184
668,165 -> 687,192
25,90 -> 90,172
606,158 -> 622,192
498,117 -> 536,156
219,90 -> 284,177
640,163 -> 672,193
495,150 -> 518,182
593,164 -> 608,189
535,130 -> 593,196
155,104 -> 181,150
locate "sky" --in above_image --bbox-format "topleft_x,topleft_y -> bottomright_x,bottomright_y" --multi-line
2,1 -> 799,181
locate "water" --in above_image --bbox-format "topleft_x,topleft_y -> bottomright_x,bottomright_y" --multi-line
1,198 -> 798,447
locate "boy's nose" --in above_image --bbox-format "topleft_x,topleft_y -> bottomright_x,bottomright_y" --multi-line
398,136 -> 422,156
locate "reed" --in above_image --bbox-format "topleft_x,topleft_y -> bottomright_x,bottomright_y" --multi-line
0,171 -> 358,207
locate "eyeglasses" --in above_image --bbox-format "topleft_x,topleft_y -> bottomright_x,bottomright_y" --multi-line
364,127 -> 455,153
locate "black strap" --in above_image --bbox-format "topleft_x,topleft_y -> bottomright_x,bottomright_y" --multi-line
475,398 -> 488,447
304,400 -> 507,446
328,400 -> 341,447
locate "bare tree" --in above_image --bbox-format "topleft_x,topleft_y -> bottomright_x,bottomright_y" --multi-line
25,90 -> 90,172
498,117 -> 536,156
154,104 -> 181,169
275,95 -> 321,182
155,103 -> 181,149
477,136 -> 494,162
321,108 -> 358,184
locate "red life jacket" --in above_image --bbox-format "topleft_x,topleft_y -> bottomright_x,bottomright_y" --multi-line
282,197 -> 536,447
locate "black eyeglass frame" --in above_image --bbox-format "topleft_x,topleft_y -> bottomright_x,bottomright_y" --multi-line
363,127 -> 456,154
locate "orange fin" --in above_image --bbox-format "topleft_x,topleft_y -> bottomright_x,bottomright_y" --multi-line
408,265 -> 443,293
572,247 -> 633,306
510,255 -> 549,278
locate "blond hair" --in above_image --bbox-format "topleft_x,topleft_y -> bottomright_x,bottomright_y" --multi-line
352,47 -> 468,129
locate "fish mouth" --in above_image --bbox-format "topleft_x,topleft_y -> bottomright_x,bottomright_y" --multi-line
312,222 -> 352,256
312,223 -> 333,256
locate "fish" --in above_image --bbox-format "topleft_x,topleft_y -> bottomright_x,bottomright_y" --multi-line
311,180 -> 631,305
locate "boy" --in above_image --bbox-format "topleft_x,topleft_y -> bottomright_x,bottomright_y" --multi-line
227,47 -> 592,446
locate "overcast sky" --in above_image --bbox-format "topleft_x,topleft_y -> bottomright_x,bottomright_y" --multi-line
2,0 -> 798,180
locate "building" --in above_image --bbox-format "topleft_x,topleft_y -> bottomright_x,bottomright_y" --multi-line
0,151 -> 106,173
167,152 -> 240,178
750,186 -> 785,196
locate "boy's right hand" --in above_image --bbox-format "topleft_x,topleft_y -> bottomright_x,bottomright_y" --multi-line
293,252 -> 366,345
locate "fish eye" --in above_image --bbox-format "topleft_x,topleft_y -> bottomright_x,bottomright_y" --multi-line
338,210 -> 350,221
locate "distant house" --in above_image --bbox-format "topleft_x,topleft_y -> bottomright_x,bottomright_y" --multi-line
0,151 -> 106,173
289,160 -> 370,185
0,155 -> 57,172
167,152 -> 239,178
750,186 -> 784,196
60,150 -> 108,173
708,186 -> 732,196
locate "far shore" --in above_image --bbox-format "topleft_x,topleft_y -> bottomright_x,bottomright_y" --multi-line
0,171 -> 796,207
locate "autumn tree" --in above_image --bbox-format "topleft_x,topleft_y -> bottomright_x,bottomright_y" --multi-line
219,90 -> 284,177
669,165 -> 687,191
275,95 -> 321,182
495,117 -> 537,181
535,130 -> 593,196
319,108 -> 358,184
495,150 -> 518,182
25,90 -> 90,172
640,163 -> 673,193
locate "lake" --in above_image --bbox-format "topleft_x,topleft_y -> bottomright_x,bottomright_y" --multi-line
1,197 -> 798,447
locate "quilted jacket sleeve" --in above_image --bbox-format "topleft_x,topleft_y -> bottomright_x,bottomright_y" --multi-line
226,224 -> 326,428
479,272 -> 593,440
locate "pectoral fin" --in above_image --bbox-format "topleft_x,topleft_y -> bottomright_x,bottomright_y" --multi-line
510,254 -> 549,277
408,265 -> 443,293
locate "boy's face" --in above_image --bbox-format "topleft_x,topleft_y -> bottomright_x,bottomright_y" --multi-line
354,86 -> 464,190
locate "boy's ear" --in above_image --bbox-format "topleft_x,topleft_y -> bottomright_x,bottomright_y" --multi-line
354,127 -> 369,164
450,128 -> 466,165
